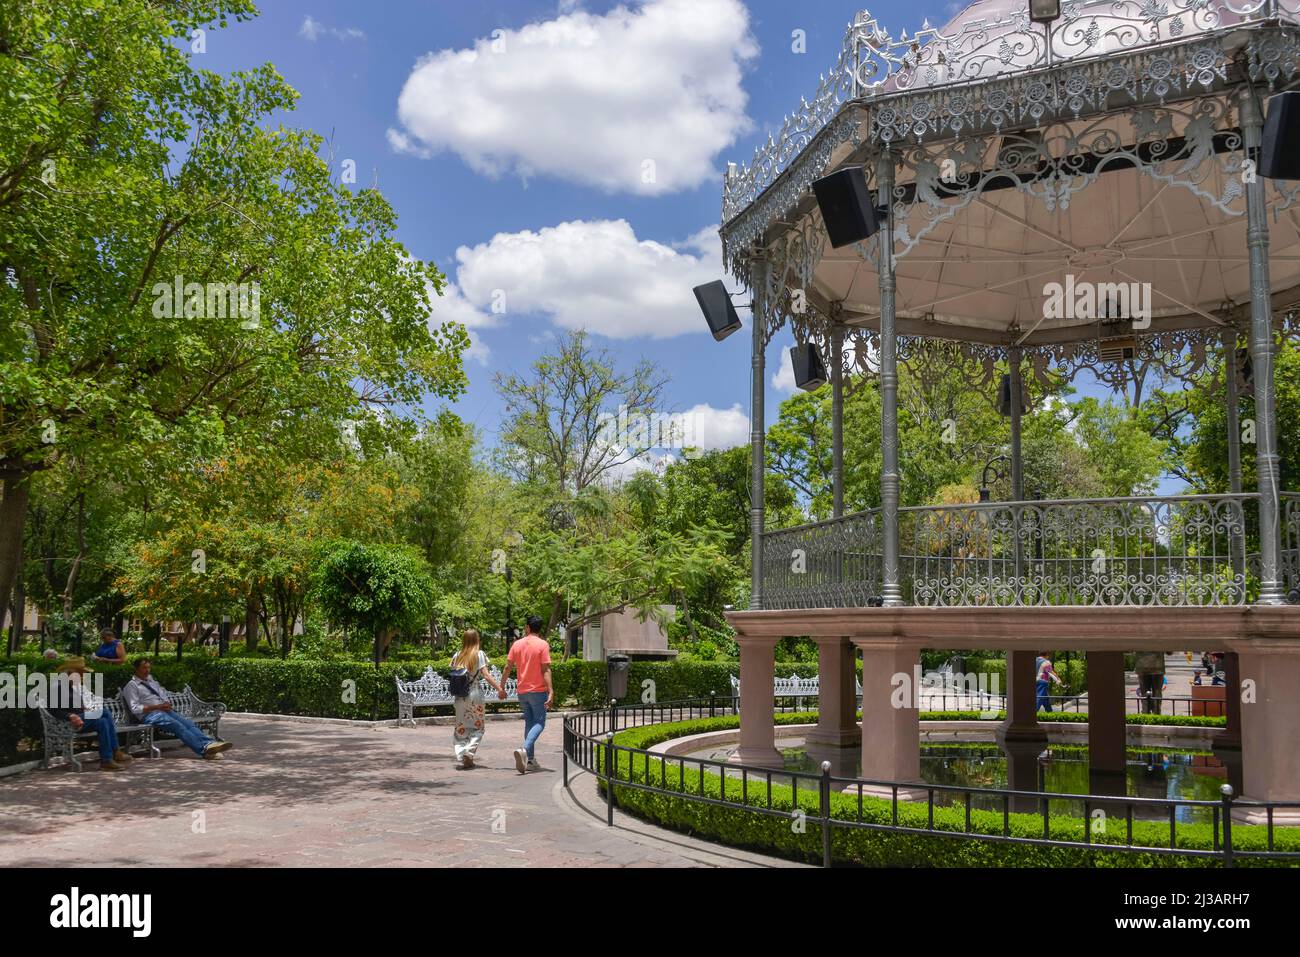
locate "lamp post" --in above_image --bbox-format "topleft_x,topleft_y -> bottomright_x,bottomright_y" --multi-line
502,529 -> 523,653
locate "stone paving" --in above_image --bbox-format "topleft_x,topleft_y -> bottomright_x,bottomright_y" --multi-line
0,713 -> 799,868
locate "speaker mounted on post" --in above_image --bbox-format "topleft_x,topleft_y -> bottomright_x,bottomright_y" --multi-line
1260,90 -> 1300,180
812,166 -> 881,248
790,342 -> 828,392
692,280 -> 743,341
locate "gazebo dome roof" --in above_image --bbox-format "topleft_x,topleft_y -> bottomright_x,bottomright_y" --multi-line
721,2 -> 1300,357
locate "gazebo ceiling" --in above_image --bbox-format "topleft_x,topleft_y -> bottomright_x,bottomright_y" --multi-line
811,130 -> 1300,346
721,1 -> 1300,350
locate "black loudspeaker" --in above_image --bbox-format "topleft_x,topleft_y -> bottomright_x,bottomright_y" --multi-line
1260,91 -> 1300,180
790,342 -> 827,391
812,166 -> 879,248
692,280 -> 742,341
996,372 -> 1031,416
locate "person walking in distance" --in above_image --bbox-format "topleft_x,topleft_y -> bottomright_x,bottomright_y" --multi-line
449,629 -> 506,770
1134,650 -> 1166,715
501,616 -> 553,774
1035,652 -> 1063,712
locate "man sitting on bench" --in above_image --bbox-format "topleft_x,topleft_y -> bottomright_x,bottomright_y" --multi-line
122,659 -> 232,760
49,657 -> 135,772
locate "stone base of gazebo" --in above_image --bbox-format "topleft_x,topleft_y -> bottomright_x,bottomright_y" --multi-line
726,605 -> 1300,810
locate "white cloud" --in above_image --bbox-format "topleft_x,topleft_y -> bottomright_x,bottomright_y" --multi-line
299,16 -> 365,43
453,219 -> 728,339
680,402 -> 749,451
772,348 -> 797,393
388,0 -> 757,195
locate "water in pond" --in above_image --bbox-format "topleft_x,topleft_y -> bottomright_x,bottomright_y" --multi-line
689,740 -> 1239,824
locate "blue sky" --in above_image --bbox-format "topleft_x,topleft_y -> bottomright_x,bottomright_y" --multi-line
198,0 -> 1169,488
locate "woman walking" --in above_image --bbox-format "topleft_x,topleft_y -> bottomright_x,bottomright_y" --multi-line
451,630 -> 506,769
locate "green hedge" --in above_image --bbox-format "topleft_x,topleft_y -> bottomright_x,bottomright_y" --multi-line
1,651 -> 1221,768
0,657 -> 818,766
600,716 -> 1299,867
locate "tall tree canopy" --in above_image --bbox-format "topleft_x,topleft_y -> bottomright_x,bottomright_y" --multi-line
0,0 -> 469,612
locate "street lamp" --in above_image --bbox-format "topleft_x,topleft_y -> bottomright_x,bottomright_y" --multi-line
1029,0 -> 1060,24
979,455 -> 1011,503
500,529 -> 523,652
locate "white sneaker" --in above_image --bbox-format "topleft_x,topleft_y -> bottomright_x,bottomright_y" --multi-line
527,758 -> 542,771
513,749 -> 527,774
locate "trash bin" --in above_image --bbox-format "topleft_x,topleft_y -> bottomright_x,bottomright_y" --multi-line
607,654 -> 630,701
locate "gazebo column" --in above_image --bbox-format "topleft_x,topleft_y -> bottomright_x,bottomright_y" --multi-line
1223,327 -> 1246,586
1236,640 -> 1300,823
876,152 -> 902,606
1001,349 -> 1044,746
1086,651 -> 1127,787
1000,650 -> 1047,744
806,636 -> 859,747
749,255 -> 768,611
1241,86 -> 1284,605
831,321 -> 844,520
854,638 -> 922,790
731,635 -> 783,768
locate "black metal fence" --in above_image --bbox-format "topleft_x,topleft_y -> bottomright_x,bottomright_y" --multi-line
563,697 -> 1299,867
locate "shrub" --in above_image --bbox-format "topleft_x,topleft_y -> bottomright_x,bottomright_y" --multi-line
599,716 -> 1298,867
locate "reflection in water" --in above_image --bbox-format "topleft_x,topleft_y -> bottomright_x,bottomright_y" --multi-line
690,740 -> 1239,825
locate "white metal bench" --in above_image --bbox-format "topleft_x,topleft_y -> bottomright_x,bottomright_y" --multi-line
729,673 -> 863,711
40,684 -> 226,771
39,694 -> 158,771
395,666 -> 518,727
135,685 -> 225,741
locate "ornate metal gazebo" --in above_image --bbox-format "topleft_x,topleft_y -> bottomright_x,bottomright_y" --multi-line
720,0 -> 1300,818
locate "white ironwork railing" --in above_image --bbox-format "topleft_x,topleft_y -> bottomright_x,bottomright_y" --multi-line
722,1 -> 1300,224
762,492 -> 1276,608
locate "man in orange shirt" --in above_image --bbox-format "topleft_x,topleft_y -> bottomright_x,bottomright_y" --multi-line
501,615 -> 553,774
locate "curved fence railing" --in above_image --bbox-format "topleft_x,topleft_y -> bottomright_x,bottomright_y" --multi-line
762,493 -> 1274,609
563,698 -> 1300,867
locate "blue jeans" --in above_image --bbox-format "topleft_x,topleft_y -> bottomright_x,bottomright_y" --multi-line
143,710 -> 214,755
519,692 -> 547,761
81,715 -> 119,761
1035,680 -> 1053,712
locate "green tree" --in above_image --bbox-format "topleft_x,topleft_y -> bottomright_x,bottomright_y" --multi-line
0,0 -> 468,626
314,540 -> 435,666
493,330 -> 667,493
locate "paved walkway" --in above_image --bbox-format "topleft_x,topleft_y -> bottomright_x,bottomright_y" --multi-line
0,714 -> 799,868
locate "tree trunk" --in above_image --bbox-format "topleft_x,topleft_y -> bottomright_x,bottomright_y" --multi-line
0,473 -> 32,627
7,581 -> 20,656
544,591 -> 565,638
244,593 -> 260,652
60,492 -> 86,615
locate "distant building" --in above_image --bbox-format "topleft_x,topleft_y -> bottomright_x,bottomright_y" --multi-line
583,605 -> 678,662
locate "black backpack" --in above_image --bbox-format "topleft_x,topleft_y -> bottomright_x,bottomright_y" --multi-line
447,667 -> 472,698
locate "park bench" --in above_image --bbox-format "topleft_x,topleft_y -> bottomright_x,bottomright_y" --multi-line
133,685 -> 226,740
39,684 -> 225,771
39,695 -> 158,772
729,673 -> 864,711
396,665 -> 518,727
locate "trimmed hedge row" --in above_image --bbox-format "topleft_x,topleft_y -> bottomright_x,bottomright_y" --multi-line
600,716 -> 1298,867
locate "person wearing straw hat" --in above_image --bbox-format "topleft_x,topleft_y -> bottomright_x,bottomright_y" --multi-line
48,657 -> 134,772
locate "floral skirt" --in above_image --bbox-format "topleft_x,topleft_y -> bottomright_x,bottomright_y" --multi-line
453,691 -> 486,760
